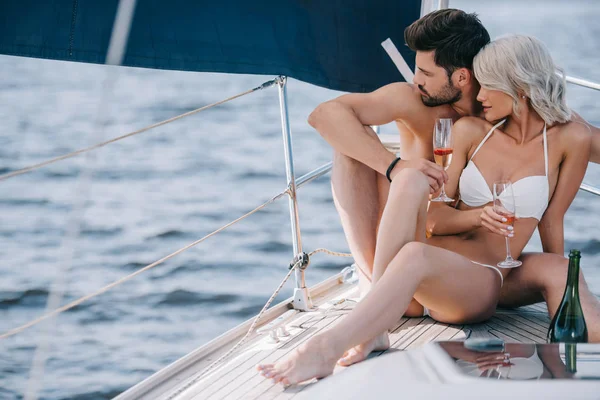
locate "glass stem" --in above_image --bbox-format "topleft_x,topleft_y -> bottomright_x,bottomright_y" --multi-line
505,237 -> 513,261
440,182 -> 446,197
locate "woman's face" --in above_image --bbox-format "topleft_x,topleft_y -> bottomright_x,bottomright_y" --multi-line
477,86 -> 514,122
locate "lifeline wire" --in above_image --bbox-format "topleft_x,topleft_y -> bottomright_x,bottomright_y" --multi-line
0,189 -> 289,340
0,79 -> 277,182
166,248 -> 352,399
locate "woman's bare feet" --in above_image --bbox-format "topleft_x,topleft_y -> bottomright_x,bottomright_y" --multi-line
337,332 -> 390,367
256,334 -> 342,385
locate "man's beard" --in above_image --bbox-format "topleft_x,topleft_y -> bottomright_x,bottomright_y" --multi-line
419,82 -> 462,107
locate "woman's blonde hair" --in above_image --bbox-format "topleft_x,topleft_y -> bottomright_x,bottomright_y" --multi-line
473,34 -> 571,124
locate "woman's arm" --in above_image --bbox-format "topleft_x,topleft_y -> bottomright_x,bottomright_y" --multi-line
538,122 -> 592,254
427,205 -> 482,235
427,118 -> 486,235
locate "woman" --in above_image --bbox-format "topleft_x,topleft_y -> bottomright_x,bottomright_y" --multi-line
257,35 -> 591,385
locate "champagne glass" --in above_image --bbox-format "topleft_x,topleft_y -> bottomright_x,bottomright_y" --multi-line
493,181 -> 522,268
431,118 -> 454,202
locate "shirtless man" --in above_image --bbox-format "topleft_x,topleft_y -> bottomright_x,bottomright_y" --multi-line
308,9 -> 600,349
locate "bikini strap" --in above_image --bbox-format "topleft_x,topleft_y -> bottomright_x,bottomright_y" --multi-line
469,119 -> 506,161
543,123 -> 549,176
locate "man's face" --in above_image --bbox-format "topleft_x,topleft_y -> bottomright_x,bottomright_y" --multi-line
413,51 -> 462,107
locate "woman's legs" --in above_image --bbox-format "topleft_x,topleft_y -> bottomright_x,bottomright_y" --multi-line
258,242 -> 501,385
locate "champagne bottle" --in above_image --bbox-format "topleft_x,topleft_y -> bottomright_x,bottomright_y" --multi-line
547,250 -> 588,343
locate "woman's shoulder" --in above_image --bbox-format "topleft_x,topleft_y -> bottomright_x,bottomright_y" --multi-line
454,116 -> 493,133
453,116 -> 495,145
552,118 -> 592,153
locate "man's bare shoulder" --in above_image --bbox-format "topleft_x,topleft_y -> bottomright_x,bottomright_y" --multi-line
380,83 -> 449,123
376,82 -> 423,107
378,82 -> 420,96
327,82 -> 425,125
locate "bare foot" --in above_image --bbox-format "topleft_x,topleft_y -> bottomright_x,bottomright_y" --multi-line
337,332 -> 389,367
256,334 -> 341,385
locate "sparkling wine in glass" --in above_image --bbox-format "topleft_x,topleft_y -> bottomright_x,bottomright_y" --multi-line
493,181 -> 522,268
431,118 -> 454,202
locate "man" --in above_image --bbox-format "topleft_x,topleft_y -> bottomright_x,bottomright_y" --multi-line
308,8 -> 600,348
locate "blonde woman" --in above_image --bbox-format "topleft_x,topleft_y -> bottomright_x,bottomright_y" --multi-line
257,35 -> 591,385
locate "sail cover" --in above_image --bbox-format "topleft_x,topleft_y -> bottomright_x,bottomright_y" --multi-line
0,0 -> 421,92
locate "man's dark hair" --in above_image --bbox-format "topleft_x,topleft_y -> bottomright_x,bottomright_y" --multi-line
404,9 -> 490,77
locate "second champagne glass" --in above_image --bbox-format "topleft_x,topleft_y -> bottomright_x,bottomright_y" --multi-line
493,181 -> 522,268
431,118 -> 454,202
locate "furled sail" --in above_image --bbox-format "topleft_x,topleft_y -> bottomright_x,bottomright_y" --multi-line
0,0 -> 420,92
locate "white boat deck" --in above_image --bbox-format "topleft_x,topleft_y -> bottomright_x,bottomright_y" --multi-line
118,272 -> 551,400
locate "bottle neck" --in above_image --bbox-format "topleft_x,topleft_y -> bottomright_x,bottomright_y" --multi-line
566,256 -> 581,298
565,343 -> 578,373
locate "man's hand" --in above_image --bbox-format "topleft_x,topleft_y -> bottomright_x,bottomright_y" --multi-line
479,206 -> 514,237
390,158 -> 448,194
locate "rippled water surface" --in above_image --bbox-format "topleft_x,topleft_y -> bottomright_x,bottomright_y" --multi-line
1,1 -> 599,398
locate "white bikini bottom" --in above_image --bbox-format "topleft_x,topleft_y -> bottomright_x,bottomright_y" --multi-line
470,260 -> 505,287
422,260 -> 504,317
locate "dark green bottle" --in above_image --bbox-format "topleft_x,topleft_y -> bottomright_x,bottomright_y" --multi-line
565,343 -> 577,373
547,250 -> 588,343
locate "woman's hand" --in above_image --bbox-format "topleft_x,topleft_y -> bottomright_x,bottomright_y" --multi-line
475,353 -> 513,371
479,206 -> 514,238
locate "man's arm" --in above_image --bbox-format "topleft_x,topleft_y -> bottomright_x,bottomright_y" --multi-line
538,122 -> 592,254
571,111 -> 600,164
309,83 -> 445,190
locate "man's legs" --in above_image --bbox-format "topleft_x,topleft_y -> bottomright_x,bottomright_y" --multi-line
501,252 -> 600,342
331,151 -> 425,315
331,151 -> 381,295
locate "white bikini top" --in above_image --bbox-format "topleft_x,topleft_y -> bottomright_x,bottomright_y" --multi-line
458,119 -> 550,221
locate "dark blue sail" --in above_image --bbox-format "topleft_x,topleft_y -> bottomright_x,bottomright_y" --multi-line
0,0 -> 421,92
